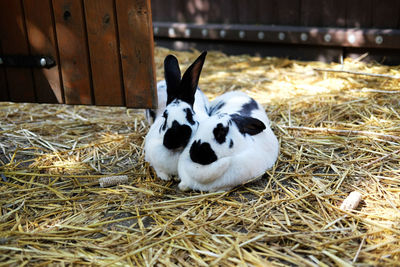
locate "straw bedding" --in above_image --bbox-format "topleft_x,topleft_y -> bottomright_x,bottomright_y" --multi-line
0,47 -> 399,266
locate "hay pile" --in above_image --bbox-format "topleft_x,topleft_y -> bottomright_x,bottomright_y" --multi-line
1,47 -> 399,266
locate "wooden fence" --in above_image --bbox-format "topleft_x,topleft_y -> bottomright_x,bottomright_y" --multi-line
151,0 -> 400,64
0,0 -> 157,107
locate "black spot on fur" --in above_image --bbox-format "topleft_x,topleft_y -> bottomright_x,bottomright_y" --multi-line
238,98 -> 258,116
185,108 -> 195,125
209,101 -> 225,115
161,110 -> 168,131
163,121 -> 192,150
229,139 -> 234,148
190,140 -> 217,165
231,114 -> 266,136
213,123 -> 229,144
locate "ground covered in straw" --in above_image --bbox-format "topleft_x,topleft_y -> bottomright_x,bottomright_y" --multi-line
1,47 -> 400,266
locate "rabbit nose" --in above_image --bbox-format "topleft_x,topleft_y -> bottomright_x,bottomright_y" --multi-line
163,121 -> 192,150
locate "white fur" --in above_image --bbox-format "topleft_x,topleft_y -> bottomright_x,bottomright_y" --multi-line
178,91 -> 279,192
144,89 -> 209,181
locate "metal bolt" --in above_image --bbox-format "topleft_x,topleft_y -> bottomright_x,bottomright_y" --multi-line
219,30 -> 226,38
347,34 -> 356,44
300,33 -> 308,41
184,29 -> 191,37
239,31 -> 245,39
0,57 -> 3,65
168,27 -> 175,36
153,27 -> 159,35
257,32 -> 264,40
324,34 -> 331,42
278,32 -> 285,40
375,35 -> 383,44
40,57 -> 47,67
201,29 -> 208,37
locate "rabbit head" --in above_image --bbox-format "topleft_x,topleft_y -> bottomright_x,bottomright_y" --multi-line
188,113 -> 266,165
159,51 -> 208,150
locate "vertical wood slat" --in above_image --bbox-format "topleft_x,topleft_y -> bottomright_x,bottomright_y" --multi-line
0,0 -> 36,102
84,0 -> 124,106
300,0 -> 346,27
24,0 -> 64,104
0,42 -> 9,101
372,0 -> 400,28
52,0 -> 92,105
116,0 -> 156,108
346,0 -> 372,28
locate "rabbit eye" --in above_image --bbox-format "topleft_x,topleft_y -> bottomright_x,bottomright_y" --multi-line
184,108 -> 195,125
162,110 -> 168,119
213,123 -> 229,144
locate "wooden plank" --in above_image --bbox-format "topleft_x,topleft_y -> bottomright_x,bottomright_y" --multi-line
0,42 -> 9,101
52,0 -> 93,105
115,0 -> 156,108
84,0 -> 124,106
0,0 -> 36,102
24,0 -> 64,104
257,0 -> 278,25
346,0 -> 372,28
237,0 -> 257,24
301,0 -> 346,27
276,0 -> 301,26
372,0 -> 400,28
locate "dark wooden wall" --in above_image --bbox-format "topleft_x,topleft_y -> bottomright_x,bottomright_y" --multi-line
0,0 -> 157,108
152,0 -> 400,29
151,0 -> 400,64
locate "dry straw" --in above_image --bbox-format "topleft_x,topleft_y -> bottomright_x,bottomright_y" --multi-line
0,47 -> 399,266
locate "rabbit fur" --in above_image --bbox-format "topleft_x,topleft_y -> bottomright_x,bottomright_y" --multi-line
145,52 -> 210,181
178,91 -> 279,192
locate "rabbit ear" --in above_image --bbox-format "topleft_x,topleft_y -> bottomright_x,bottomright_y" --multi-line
231,114 -> 266,136
178,51 -> 207,106
164,55 -> 182,105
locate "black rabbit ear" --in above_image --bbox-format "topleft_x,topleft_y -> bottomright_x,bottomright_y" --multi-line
164,55 -> 182,105
231,114 -> 266,136
178,51 -> 207,106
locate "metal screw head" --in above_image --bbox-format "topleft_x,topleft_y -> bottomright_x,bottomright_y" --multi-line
219,30 -> 226,38
168,27 -> 175,36
40,57 -> 47,67
324,34 -> 332,42
257,32 -> 264,40
300,33 -> 308,41
278,32 -> 285,40
184,29 -> 191,37
375,35 -> 383,44
239,31 -> 245,39
201,29 -> 208,37
347,34 -> 356,44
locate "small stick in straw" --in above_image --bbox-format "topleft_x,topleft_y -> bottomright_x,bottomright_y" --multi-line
340,191 -> 362,211
99,175 -> 129,187
313,67 -> 400,79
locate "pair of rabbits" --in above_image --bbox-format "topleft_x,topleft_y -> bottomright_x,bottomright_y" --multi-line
145,52 -> 279,192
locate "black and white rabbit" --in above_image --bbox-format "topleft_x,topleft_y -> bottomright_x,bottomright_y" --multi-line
178,91 -> 279,192
145,52 -> 210,181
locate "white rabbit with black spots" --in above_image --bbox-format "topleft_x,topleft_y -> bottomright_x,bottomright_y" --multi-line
145,52 -> 210,181
178,91 -> 279,192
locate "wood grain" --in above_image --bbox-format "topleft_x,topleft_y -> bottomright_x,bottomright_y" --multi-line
116,0 -> 156,108
24,0 -> 64,103
52,0 -> 93,105
0,0 -> 36,102
84,0 -> 124,106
